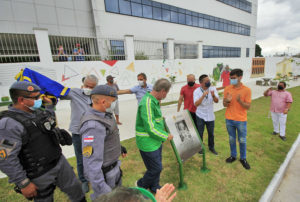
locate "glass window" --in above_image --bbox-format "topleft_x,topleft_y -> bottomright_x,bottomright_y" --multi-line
178,8 -> 185,14
131,3 -> 143,17
142,0 -> 151,5
170,11 -> 178,23
162,9 -> 171,22
132,0 -> 141,3
142,5 -> 152,18
170,6 -> 178,12
162,4 -> 170,10
192,16 -> 198,27
178,13 -> 185,24
198,17 -> 204,27
186,15 -> 192,25
153,7 -> 162,20
105,0 -> 119,13
186,10 -> 192,15
204,18 -> 209,28
209,20 -> 215,29
152,2 -> 161,8
119,0 -> 131,15
246,48 -> 249,57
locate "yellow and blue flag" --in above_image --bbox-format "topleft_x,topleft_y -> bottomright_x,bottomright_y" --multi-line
15,68 -> 70,97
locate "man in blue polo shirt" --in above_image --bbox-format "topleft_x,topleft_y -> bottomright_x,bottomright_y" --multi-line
118,73 -> 153,104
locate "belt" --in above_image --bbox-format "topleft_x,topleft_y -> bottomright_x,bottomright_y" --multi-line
102,161 -> 118,175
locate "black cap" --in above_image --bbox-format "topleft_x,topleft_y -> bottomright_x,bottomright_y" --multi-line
10,81 -> 41,92
91,85 -> 117,97
106,75 -> 115,80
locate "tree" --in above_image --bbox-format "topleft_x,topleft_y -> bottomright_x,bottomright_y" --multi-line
255,44 -> 263,57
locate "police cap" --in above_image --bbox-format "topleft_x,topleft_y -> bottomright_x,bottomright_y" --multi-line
91,85 -> 117,97
10,81 -> 41,92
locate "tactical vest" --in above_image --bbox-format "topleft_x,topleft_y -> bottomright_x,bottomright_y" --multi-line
0,110 -> 62,179
80,113 -> 121,167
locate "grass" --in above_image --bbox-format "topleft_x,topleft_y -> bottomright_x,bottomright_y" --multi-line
1,86 -> 300,202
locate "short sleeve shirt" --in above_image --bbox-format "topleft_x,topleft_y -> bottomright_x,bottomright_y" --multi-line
224,84 -> 251,121
193,86 -> 219,121
267,90 -> 293,113
130,84 -> 153,104
180,84 -> 200,113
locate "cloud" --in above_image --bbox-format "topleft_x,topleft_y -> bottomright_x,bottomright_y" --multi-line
257,0 -> 300,55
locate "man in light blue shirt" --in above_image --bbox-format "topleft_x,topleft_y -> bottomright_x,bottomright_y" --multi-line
118,73 -> 153,104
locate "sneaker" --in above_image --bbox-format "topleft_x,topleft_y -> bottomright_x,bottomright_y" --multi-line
272,131 -> 279,135
82,182 -> 89,193
240,159 -> 251,170
279,136 -> 286,141
225,156 -> 236,163
209,148 -> 218,155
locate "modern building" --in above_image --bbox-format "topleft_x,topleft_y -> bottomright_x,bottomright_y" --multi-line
0,0 -> 258,100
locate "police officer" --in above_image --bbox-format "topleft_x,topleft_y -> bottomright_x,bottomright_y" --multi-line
0,81 -> 86,202
80,85 -> 127,200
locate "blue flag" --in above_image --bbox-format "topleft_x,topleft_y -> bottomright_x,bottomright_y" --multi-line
15,68 -> 70,97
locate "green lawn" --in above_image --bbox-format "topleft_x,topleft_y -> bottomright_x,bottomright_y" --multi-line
1,87 -> 299,202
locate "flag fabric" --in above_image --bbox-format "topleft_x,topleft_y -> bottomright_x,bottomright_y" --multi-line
15,68 -> 70,97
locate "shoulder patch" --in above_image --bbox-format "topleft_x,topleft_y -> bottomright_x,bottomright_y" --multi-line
83,136 -> 94,143
0,149 -> 7,160
82,146 -> 93,158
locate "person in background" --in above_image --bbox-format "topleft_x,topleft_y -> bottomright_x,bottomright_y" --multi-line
221,65 -> 231,88
60,75 -> 99,193
263,81 -> 293,141
106,75 -> 122,125
73,43 -> 85,61
135,78 -> 173,194
58,45 -> 68,61
223,69 -> 251,170
177,74 -> 200,125
118,73 -> 153,105
193,74 -> 219,155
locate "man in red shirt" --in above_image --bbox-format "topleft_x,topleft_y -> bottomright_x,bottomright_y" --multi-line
221,65 -> 231,87
177,74 -> 200,124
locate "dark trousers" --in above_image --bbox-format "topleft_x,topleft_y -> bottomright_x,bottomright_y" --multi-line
72,134 -> 87,183
137,145 -> 162,193
189,111 -> 197,126
196,116 -> 215,150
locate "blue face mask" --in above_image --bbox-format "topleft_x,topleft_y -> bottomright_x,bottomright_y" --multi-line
205,81 -> 211,88
230,79 -> 238,85
27,99 -> 42,111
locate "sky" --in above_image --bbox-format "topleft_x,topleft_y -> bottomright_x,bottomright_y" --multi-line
256,0 -> 300,56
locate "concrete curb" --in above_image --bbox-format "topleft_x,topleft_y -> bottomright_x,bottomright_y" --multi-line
259,133 -> 300,202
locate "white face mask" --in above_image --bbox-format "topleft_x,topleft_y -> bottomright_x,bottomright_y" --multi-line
83,88 -> 92,96
138,80 -> 144,87
106,100 -> 117,113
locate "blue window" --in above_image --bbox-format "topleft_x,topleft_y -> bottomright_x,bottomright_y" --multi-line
246,48 -> 249,57
153,7 -> 162,20
170,11 -> 178,23
162,9 -> 171,22
203,45 -> 241,58
178,13 -> 185,24
132,3 -> 142,17
192,16 -> 198,27
186,15 -> 192,25
198,17 -> 204,27
142,5 -> 152,18
110,40 -> 125,60
119,0 -> 131,15
105,0 -> 119,13
142,0 -> 151,5
152,2 -> 161,8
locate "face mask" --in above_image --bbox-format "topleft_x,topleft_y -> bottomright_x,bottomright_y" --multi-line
205,81 -> 211,88
187,81 -> 195,87
26,99 -> 42,111
278,85 -> 284,90
83,88 -> 92,96
106,100 -> 117,113
230,79 -> 238,85
138,81 -> 144,87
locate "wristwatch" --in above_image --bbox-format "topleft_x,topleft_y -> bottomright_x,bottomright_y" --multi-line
17,178 -> 30,189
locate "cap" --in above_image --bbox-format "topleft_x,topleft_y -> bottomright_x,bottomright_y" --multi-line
91,85 -> 117,97
106,75 -> 115,80
10,81 -> 41,92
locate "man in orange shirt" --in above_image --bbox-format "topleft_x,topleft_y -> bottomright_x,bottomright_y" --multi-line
223,69 -> 251,170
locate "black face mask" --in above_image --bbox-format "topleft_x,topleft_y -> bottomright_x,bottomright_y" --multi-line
205,81 -> 211,88
278,85 -> 284,90
187,81 -> 195,87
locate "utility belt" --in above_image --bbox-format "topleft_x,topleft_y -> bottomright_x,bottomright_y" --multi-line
102,161 -> 122,186
26,156 -> 61,179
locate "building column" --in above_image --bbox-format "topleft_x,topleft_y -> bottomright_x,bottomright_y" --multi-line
167,38 -> 174,60
33,28 -> 53,64
125,35 -> 134,61
198,41 -> 203,59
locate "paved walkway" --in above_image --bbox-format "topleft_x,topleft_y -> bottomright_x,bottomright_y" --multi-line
1,78 -> 300,201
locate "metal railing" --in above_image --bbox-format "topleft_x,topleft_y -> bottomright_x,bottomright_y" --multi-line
134,40 -> 167,60
0,33 -> 40,63
98,38 -> 127,61
49,35 -> 101,62
174,43 -> 198,59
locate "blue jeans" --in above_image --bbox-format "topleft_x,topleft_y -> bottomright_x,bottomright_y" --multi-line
196,116 -> 215,150
226,119 -> 247,160
72,134 -> 87,183
137,145 -> 162,193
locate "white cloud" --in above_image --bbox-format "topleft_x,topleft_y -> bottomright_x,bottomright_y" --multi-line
256,0 -> 300,55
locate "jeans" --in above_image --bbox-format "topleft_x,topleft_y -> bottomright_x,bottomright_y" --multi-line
196,116 -> 215,150
137,145 -> 162,193
72,134 -> 87,183
226,119 -> 247,160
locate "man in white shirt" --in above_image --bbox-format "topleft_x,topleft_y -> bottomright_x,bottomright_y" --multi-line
193,74 -> 219,155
